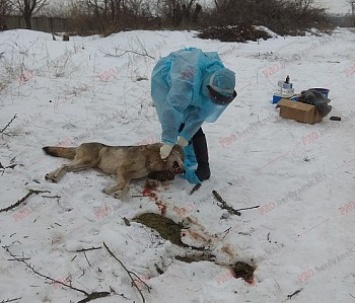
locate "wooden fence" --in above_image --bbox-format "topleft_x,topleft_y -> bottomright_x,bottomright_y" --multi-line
5,15 -> 67,33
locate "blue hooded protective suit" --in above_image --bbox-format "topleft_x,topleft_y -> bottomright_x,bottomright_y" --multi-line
151,47 -> 236,145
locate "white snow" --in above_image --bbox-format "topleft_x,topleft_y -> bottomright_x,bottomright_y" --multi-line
1,27 -> 355,303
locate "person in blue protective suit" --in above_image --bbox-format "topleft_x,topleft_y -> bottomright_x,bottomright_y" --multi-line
150,47 -> 237,184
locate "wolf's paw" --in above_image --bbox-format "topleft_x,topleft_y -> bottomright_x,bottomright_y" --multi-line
113,191 -> 121,199
103,185 -> 128,201
45,173 -> 58,183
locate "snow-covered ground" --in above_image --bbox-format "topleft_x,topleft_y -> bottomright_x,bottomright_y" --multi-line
1,27 -> 355,303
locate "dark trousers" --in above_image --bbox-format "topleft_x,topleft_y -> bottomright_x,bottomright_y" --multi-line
179,125 -> 211,181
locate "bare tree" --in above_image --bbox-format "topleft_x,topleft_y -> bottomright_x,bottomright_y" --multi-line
12,0 -> 48,29
0,0 -> 13,30
348,0 -> 355,26
40,1 -> 71,17
157,0 -> 196,25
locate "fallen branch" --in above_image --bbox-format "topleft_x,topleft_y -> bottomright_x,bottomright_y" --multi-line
7,256 -> 31,262
235,205 -> 260,212
73,246 -> 102,253
0,162 -> 18,176
84,252 -> 91,267
3,246 -> 110,302
0,298 -> 22,303
4,246 -> 88,295
0,114 -> 17,137
76,292 -> 111,303
221,227 -> 232,239
0,189 -> 50,213
287,288 -> 302,299
103,242 -> 151,303
212,190 -> 241,216
41,194 -> 61,199
0,162 -> 4,176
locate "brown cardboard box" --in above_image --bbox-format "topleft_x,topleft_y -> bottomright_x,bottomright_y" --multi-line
276,99 -> 323,124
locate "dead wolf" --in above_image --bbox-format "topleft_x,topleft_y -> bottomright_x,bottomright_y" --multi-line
43,142 -> 184,199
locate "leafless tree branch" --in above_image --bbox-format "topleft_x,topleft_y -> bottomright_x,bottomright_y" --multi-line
0,189 -> 50,213
0,298 -> 22,303
12,0 -> 49,29
72,246 -> 102,253
212,190 -> 241,216
103,242 -> 151,303
0,114 -> 17,138
3,246 -> 111,302
100,37 -> 154,59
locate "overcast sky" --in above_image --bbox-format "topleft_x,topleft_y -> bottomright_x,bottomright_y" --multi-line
198,0 -> 352,14
316,0 -> 352,14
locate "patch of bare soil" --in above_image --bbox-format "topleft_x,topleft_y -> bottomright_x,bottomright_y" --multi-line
133,212 -> 256,284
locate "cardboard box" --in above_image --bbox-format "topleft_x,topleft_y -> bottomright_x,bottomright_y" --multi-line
276,99 -> 323,124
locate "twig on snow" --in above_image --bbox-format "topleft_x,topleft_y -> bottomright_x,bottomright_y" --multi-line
221,227 -> 232,239
0,298 -> 22,303
73,246 -> 102,253
3,246 -> 88,295
41,194 -> 61,199
0,189 -> 50,213
3,246 -> 110,302
103,242 -> 151,303
235,205 -> 260,212
212,190 -> 241,216
7,256 -> 31,262
84,252 -> 91,267
0,114 -> 17,137
287,288 -> 302,299
0,162 -> 4,176
350,293 -> 355,299
0,162 -> 18,176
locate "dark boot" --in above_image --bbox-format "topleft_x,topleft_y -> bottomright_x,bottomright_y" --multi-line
192,132 -> 211,181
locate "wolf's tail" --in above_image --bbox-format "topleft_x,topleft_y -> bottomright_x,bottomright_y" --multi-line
43,146 -> 76,159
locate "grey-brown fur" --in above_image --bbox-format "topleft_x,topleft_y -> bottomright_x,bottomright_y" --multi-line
43,142 -> 184,199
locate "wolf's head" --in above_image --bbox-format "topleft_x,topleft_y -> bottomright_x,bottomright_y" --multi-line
166,144 -> 185,175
